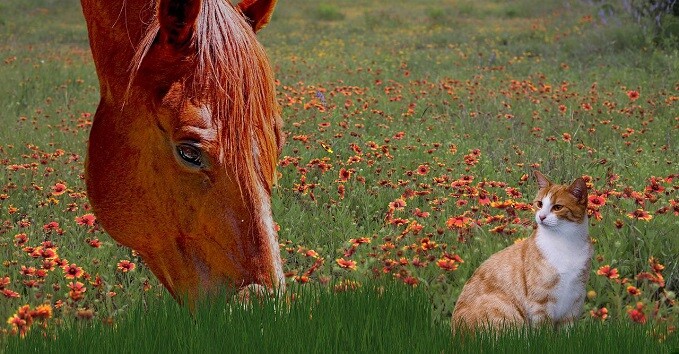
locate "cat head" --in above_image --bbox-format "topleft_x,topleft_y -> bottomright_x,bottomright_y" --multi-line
533,171 -> 588,229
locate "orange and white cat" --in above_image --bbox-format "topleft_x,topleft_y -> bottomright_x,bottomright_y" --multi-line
452,171 -> 592,331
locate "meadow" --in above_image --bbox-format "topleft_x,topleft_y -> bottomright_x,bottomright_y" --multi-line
0,0 -> 677,350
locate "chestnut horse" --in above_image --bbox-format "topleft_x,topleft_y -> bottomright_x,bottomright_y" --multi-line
80,0 -> 284,302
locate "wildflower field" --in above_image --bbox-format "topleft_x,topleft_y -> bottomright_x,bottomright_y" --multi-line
0,0 -> 678,348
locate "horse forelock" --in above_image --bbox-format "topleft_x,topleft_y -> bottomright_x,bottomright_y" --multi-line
129,0 -> 280,205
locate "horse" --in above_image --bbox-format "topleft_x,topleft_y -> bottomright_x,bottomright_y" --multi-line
80,0 -> 285,303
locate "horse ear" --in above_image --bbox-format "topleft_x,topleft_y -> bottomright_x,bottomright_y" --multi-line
238,0 -> 277,33
158,0 -> 202,47
534,170 -> 552,189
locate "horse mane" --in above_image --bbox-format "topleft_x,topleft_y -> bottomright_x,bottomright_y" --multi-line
128,0 -> 280,202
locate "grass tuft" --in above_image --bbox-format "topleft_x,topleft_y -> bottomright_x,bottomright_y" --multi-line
5,282 -> 678,353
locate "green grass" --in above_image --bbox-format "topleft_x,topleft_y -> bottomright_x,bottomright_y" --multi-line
5,282 -> 678,354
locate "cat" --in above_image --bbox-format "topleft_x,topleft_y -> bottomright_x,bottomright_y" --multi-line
451,171 -> 592,332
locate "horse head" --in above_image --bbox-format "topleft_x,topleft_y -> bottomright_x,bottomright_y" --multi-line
82,0 -> 284,302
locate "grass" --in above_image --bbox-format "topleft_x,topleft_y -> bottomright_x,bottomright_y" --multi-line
5,282 -> 678,354
0,0 -> 678,349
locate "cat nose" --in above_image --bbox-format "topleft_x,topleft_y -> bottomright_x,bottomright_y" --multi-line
539,214 -> 546,221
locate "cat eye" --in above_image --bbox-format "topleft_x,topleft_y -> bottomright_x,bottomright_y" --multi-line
535,201 -> 543,208
552,204 -> 563,211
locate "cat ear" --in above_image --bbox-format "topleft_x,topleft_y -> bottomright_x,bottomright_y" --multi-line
568,178 -> 588,202
534,171 -> 552,189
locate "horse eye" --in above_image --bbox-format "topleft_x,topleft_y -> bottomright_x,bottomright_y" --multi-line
176,144 -> 202,167
552,204 -> 563,211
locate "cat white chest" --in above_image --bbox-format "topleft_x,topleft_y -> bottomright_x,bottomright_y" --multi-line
536,225 -> 592,321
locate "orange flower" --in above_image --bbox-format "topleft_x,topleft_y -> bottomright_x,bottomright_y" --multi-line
388,198 -> 407,210
68,281 -> 87,301
416,164 -> 429,175
590,307 -> 608,321
596,265 -> 619,279
649,256 -> 665,273
490,200 -> 513,209
562,132 -> 572,142
446,215 -> 471,229
627,209 -> 652,221
116,260 -> 136,273
336,258 -> 357,270
436,258 -> 459,271
31,304 -> 53,320
349,237 -> 371,246
412,208 -> 430,218
627,285 -> 642,296
304,249 -> 319,258
6,305 -> 33,337
14,233 -> 28,246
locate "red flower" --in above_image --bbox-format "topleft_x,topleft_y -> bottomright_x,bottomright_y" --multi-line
51,182 -> 67,196
627,90 -> 640,101
627,302 -> 646,324
402,276 -> 419,286
337,184 -> 345,199
42,221 -> 61,233
13,233 -> 28,246
2,288 -> 20,298
416,164 -> 429,175
388,198 -> 407,211
588,194 -> 606,208
87,238 -> 101,248
627,209 -> 652,221
116,260 -> 136,273
75,213 -> 96,227
62,263 -> 84,279
338,168 -> 352,182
